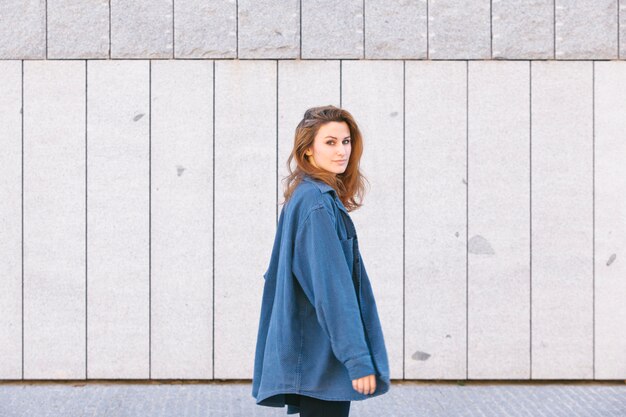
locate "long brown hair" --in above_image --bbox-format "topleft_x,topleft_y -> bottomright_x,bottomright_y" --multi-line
281,105 -> 369,211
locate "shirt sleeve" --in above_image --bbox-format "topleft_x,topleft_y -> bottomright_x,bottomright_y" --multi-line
292,204 -> 375,381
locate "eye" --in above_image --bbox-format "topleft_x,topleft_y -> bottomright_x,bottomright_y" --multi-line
343,139 -> 351,145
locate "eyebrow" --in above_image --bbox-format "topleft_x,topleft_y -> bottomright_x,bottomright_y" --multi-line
324,136 -> 351,139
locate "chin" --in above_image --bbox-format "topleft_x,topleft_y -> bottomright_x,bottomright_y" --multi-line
322,165 -> 346,175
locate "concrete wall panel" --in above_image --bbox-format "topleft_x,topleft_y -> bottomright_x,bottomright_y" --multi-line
0,61 -> 23,379
214,60 -> 276,378
150,60 -> 214,378
23,61 -> 86,379
531,61 -> 593,379
405,61 -> 467,379
467,61 -> 531,379
86,60 -> 150,378
594,61 -> 626,379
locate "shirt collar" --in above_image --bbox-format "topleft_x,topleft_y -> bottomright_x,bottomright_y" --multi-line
302,174 -> 349,214
302,174 -> 333,193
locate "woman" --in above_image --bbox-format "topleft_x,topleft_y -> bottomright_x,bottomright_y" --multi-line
252,105 -> 391,417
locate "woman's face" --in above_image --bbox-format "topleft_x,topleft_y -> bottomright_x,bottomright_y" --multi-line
305,121 -> 351,175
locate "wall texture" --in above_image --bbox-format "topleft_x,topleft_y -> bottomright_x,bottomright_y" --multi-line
0,1 -> 625,382
1,0 -> 626,59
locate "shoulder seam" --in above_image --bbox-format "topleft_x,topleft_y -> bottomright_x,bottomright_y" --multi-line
300,203 -> 325,227
293,198 -> 338,251
293,185 -> 337,240
293,203 -> 324,257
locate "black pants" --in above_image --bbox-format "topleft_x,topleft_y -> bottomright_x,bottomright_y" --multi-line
285,393 -> 351,417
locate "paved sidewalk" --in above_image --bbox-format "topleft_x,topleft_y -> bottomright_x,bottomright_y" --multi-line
0,380 -> 624,417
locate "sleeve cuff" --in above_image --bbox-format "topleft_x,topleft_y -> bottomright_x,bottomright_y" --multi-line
344,354 -> 376,381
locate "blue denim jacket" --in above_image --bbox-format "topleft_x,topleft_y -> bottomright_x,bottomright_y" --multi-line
252,174 -> 390,413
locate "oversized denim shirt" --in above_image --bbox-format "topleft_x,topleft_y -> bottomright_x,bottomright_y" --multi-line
251,174 -> 391,413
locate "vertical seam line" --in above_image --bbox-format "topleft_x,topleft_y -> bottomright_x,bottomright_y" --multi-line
274,59 -> 280,223
109,0 -> 111,59
21,59 -> 24,380
553,0 -> 556,59
529,60 -> 533,379
402,59 -> 406,380
592,60 -> 595,379
85,59 -> 89,379
148,59 -> 152,379
212,59 -> 216,379
45,0 -> 48,59
362,0 -> 365,59
465,60 -> 469,379
339,60 -> 342,107
490,0 -> 493,58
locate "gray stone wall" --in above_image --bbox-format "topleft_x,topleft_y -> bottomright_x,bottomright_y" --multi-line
0,1 -> 625,382
1,0 -> 625,59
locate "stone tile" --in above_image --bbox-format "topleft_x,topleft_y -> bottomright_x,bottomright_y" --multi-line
238,0 -> 299,59
48,0 -> 109,59
0,0 -> 45,59
556,0 -> 618,59
365,0 -> 427,59
302,0 -> 363,59
492,0 -> 553,59
111,0 -> 173,58
429,0 -> 491,59
174,0 -> 236,58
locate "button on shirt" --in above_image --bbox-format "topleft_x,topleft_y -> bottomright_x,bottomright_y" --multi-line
251,174 -> 391,414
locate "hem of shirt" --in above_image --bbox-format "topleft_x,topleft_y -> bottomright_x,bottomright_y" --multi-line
253,382 -> 390,407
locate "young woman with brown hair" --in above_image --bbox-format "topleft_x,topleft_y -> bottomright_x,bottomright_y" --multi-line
252,105 -> 390,417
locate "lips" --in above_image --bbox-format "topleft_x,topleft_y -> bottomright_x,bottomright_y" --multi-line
334,160 -> 347,163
